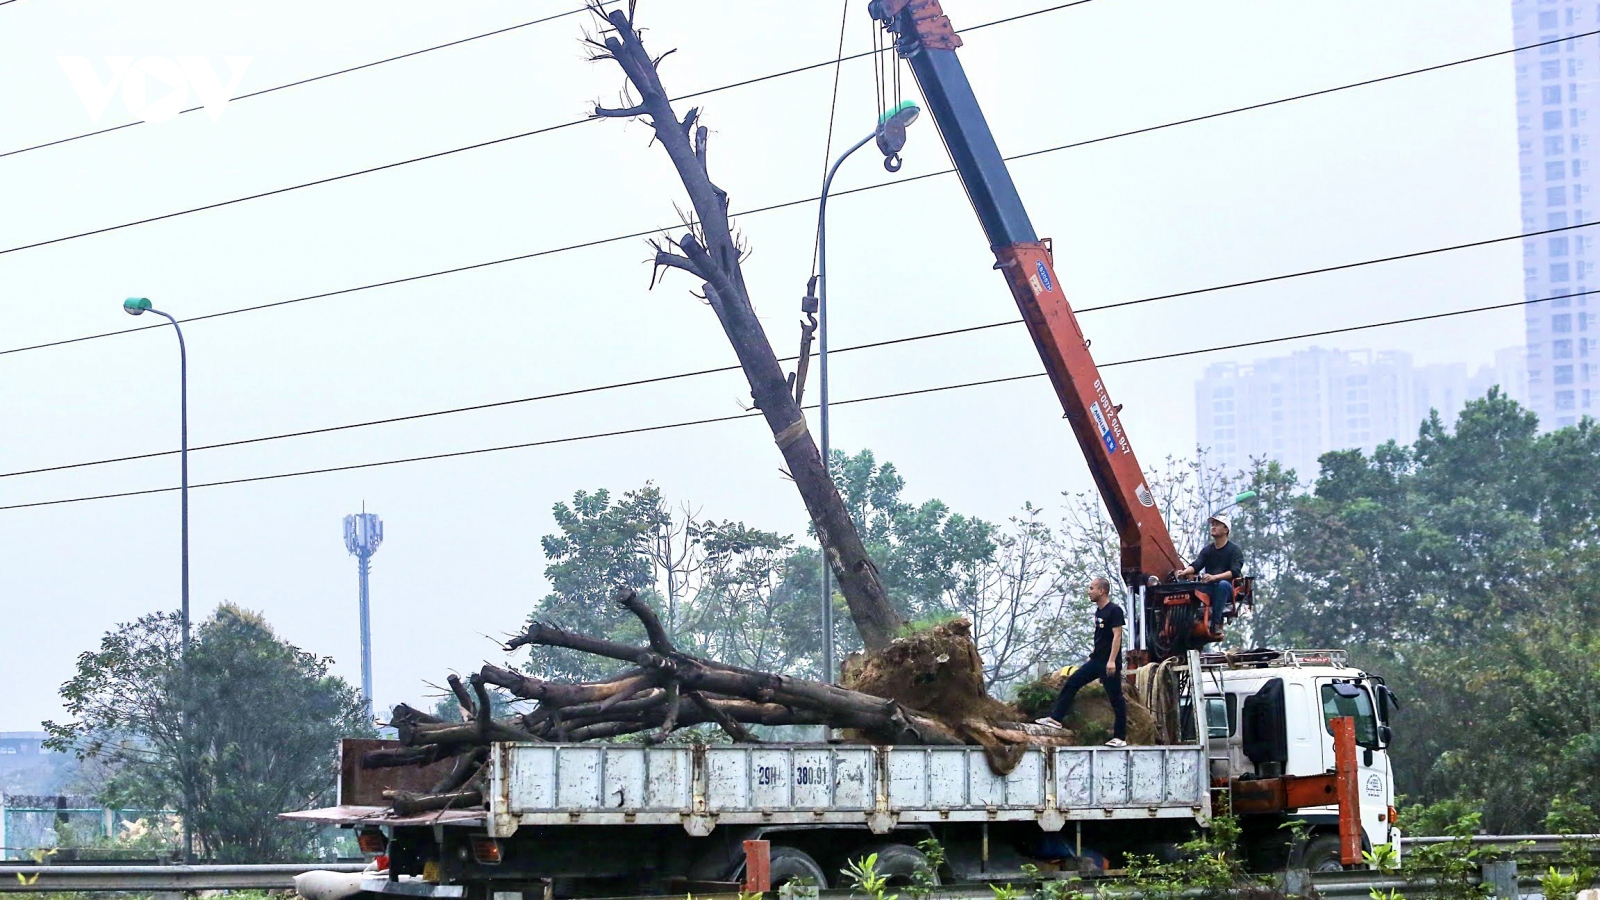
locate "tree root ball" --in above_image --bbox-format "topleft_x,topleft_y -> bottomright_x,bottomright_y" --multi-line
841,618 -> 1018,725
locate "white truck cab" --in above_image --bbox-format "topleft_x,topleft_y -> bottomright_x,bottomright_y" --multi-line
1195,649 -> 1399,871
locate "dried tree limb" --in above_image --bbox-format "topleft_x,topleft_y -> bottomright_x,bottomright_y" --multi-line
618,588 -> 676,654
448,674 -> 476,721
685,689 -> 756,742
362,745 -> 449,770
590,3 -> 902,649
385,789 -> 484,816
429,747 -> 488,794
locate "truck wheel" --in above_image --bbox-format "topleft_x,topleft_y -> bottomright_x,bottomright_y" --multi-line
1301,835 -> 1348,873
864,843 -> 939,887
769,845 -> 830,890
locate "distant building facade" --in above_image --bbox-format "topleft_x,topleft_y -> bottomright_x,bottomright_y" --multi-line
1513,0 -> 1599,428
0,733 -> 67,798
1195,346 -> 1527,479
0,734 -> 46,759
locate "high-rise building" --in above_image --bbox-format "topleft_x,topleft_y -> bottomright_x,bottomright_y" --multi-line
1513,0 -> 1599,428
1194,346 -> 1526,479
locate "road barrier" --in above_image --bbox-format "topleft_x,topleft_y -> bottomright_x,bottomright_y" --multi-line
0,861 -> 366,891
0,835 -> 1593,895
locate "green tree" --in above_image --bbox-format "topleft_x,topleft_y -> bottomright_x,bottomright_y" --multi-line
1233,391 -> 1600,832
525,486 -> 669,681
828,448 -> 997,623
521,452 -> 1066,686
45,605 -> 372,861
1263,391 -> 1584,649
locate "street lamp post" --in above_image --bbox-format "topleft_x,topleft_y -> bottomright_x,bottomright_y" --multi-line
814,101 -> 920,690
122,296 -> 193,864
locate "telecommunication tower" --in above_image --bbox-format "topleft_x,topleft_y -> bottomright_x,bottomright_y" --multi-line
343,508 -> 383,719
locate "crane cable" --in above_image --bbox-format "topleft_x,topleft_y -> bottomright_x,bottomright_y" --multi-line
0,286 -> 1577,512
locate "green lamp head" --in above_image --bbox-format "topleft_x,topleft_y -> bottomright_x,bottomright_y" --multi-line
878,100 -> 921,131
875,101 -> 921,172
123,297 -> 153,316
1234,490 -> 1259,505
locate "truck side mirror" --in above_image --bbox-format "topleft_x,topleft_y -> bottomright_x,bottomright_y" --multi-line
1378,685 -> 1401,716
1378,724 -> 1393,747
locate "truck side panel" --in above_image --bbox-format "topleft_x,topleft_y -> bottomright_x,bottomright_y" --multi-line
490,743 -> 1209,837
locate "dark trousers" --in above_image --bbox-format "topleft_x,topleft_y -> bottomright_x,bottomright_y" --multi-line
1202,579 -> 1233,630
1048,658 -> 1127,739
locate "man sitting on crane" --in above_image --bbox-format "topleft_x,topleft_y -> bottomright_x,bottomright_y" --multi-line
1176,513 -> 1244,634
1034,577 -> 1128,747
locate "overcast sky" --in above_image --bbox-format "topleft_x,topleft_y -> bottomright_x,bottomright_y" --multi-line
0,0 -> 1522,730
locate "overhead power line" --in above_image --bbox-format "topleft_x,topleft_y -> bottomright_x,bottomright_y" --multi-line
2,187 -> 1585,364
0,2 -> 1092,259
6,11 -> 1580,265
0,5 -> 601,161
0,287 -> 1572,512
5,216 -> 1586,481
8,72 -> 1593,363
3,0 -> 1086,164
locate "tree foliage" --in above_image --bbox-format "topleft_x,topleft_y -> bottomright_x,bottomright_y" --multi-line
1233,391 -> 1600,832
524,450 -> 1085,695
45,605 -> 373,861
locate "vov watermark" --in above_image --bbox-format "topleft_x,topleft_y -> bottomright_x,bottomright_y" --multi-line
58,56 -> 252,124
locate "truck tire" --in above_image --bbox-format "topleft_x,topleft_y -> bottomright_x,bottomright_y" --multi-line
769,845 -> 830,890
1302,834 -> 1348,873
864,843 -> 939,887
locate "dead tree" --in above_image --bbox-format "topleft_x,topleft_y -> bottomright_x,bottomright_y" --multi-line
587,4 -> 901,651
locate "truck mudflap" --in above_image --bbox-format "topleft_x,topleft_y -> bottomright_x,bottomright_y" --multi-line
489,742 -> 1210,838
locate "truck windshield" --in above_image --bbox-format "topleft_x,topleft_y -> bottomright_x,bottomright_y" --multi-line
1320,684 -> 1379,748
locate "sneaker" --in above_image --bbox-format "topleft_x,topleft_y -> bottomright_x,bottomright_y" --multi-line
1104,738 -> 1128,748
1034,717 -> 1064,728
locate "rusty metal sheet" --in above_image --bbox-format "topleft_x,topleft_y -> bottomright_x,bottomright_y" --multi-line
338,739 -> 458,807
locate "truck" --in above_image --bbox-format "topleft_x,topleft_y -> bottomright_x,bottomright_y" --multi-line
288,0 -> 1401,894
287,649 -> 1396,896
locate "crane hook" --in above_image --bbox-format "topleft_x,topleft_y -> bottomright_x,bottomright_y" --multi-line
882,153 -> 903,173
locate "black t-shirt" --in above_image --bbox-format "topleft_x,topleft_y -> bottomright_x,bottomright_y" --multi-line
1192,541 -> 1244,581
1092,602 -> 1125,662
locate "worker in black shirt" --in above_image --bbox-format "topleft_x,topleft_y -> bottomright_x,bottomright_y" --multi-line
1034,577 -> 1128,747
1176,512 -> 1245,632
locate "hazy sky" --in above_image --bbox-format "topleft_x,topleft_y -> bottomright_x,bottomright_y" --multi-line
1,0 -> 1522,730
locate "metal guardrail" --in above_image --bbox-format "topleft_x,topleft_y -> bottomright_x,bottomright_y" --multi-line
1401,833 -> 1600,854
593,873 -> 1590,900
0,835 -> 1594,895
0,862 -> 367,892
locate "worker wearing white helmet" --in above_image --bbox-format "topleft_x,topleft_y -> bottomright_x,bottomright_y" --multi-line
1175,513 -> 1244,633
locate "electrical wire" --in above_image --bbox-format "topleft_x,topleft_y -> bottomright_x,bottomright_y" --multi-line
3,24 -> 1582,357
0,5 -> 603,161
0,2 -> 1094,260
5,217 -> 1588,481
0,287 -> 1574,511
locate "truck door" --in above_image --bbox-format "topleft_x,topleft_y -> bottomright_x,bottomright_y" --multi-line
1316,679 -> 1387,850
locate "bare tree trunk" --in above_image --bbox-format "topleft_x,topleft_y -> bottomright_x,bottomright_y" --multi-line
587,4 -> 901,650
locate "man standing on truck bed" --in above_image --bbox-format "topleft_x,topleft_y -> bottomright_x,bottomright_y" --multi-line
1175,513 -> 1244,633
1035,576 -> 1127,746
